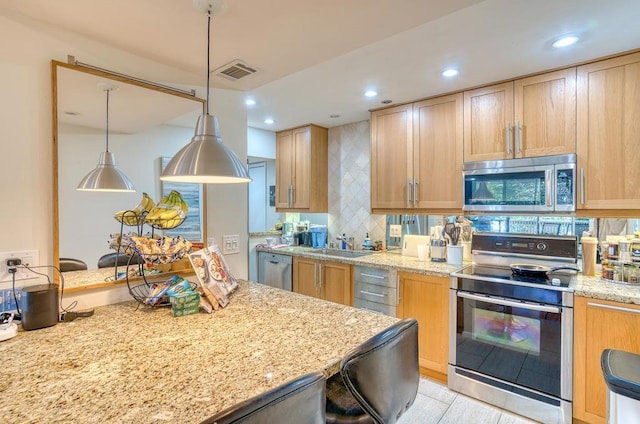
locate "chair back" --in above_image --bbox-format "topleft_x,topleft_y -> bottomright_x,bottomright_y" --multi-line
97,252 -> 142,268
340,318 -> 419,424
59,257 -> 88,272
201,372 -> 326,424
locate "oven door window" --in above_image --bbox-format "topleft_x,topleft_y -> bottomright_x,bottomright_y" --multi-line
455,293 -> 562,398
464,170 -> 548,207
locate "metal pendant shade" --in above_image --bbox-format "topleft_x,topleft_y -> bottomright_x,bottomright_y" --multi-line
77,86 -> 135,192
77,151 -> 135,192
161,0 -> 250,184
161,114 -> 250,183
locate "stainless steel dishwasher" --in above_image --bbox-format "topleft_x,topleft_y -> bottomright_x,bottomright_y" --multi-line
257,251 -> 292,291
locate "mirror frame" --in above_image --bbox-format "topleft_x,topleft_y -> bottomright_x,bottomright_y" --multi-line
51,59 -> 207,274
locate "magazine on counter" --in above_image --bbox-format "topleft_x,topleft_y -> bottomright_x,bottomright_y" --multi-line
187,239 -> 238,308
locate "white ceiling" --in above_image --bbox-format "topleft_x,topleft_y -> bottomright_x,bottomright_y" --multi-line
3,0 -> 640,132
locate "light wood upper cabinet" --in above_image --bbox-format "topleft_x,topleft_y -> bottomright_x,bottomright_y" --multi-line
463,82 -> 514,162
573,296 -> 640,424
275,125 -> 328,212
464,70 -> 576,162
576,52 -> 640,210
292,257 -> 352,306
370,94 -> 463,212
370,104 -> 413,210
514,68 -> 577,158
396,272 -> 449,382
413,94 -> 463,210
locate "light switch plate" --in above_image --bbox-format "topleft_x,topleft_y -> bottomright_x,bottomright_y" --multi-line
389,225 -> 402,238
222,235 -> 240,255
0,250 -> 39,283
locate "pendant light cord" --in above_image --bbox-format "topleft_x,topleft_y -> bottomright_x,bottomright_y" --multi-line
206,10 -> 211,116
105,88 -> 110,152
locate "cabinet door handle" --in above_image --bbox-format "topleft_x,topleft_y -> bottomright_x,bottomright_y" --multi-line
515,121 -> 522,154
287,185 -> 292,206
580,168 -> 585,205
291,186 -> 295,205
545,169 -> 553,207
406,178 -> 412,206
587,302 -> 640,315
319,264 -> 323,288
359,290 -> 386,298
313,263 -> 318,289
506,123 -> 512,156
413,179 -> 418,206
360,272 -> 385,280
396,275 -> 401,305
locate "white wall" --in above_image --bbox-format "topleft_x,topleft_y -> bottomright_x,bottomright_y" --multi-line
0,15 -> 248,303
247,126 -> 276,159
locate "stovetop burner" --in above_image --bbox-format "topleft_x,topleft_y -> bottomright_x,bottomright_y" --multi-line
456,264 -> 575,290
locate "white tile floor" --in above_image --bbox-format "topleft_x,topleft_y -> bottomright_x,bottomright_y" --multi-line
399,378 -> 540,424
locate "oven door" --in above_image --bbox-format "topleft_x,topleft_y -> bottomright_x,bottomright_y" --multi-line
451,290 -> 568,399
463,164 -> 555,212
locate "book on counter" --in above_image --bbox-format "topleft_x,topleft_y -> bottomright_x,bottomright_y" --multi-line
187,239 -> 238,310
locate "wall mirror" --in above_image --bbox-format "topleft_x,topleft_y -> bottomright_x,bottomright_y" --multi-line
52,60 -> 206,273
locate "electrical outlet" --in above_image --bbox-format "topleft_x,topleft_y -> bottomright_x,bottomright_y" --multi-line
222,234 -> 240,254
389,225 -> 402,238
0,250 -> 39,283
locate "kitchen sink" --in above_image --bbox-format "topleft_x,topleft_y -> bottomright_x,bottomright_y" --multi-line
317,249 -> 376,258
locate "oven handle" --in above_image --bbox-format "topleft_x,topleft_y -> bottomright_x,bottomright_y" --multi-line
457,291 -> 562,313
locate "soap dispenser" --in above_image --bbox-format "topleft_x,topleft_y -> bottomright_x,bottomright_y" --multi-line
341,233 -> 347,250
363,233 -> 371,249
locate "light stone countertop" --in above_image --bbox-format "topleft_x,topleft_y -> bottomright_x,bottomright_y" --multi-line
0,281 -> 397,423
259,246 -> 640,304
257,246 -> 464,277
574,267 -> 640,305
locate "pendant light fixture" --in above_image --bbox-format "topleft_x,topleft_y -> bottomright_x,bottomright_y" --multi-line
161,0 -> 251,184
77,83 -> 135,192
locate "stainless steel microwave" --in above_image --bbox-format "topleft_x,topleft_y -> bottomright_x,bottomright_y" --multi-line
463,154 -> 576,213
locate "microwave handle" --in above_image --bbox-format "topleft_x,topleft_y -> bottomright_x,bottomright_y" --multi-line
506,123 -> 512,156
545,169 -> 553,207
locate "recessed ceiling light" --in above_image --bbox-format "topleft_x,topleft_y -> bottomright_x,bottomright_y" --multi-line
364,90 -> 378,97
442,68 -> 460,78
552,35 -> 579,48
245,98 -> 256,106
264,118 -> 274,125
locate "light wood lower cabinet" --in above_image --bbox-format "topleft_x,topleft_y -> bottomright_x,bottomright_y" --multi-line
573,296 -> 640,424
396,272 -> 449,382
292,257 -> 352,306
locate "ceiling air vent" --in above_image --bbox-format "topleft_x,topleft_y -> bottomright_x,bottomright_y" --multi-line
213,60 -> 259,81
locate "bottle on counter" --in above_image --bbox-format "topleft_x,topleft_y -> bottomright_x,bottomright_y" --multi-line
341,233 -> 347,250
363,233 -> 371,249
581,236 -> 598,277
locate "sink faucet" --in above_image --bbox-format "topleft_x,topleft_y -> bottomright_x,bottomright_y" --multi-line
336,235 -> 354,250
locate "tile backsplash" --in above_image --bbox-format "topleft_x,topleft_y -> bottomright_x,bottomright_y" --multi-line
327,120 -> 386,248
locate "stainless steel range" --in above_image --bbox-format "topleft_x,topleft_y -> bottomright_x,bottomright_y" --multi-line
449,233 -> 577,424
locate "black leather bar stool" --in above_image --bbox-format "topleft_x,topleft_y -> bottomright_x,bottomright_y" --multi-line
59,257 -> 88,272
97,252 -> 142,268
201,372 -> 326,424
326,318 -> 420,424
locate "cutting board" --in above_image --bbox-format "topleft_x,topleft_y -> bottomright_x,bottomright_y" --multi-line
402,235 -> 431,257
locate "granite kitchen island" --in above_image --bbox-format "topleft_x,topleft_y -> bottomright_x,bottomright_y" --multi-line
0,281 -> 397,423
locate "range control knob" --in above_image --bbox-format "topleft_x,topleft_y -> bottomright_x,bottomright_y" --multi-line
537,242 -> 548,251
